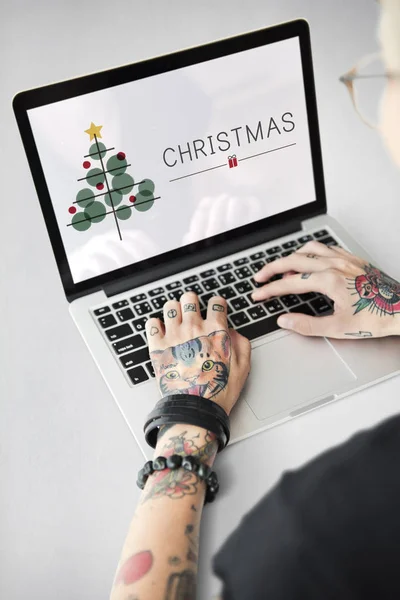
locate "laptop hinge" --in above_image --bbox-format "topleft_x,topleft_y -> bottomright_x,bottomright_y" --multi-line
103,218 -> 302,298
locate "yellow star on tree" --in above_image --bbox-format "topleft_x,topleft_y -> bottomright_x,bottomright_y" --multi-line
84,122 -> 103,141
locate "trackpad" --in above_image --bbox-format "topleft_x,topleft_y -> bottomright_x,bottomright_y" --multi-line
245,334 -> 356,421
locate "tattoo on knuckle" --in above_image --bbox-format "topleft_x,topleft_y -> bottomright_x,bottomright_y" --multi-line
150,326 -> 159,336
301,273 -> 311,279
184,303 -> 197,312
307,253 -> 317,259
167,309 -> 177,318
212,304 -> 225,312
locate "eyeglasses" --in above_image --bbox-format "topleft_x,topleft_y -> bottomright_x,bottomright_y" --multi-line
339,52 -> 400,128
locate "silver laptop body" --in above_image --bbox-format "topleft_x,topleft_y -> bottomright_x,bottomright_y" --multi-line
14,19 -> 400,459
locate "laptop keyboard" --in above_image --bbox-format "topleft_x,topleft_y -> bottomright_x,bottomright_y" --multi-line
92,229 -> 337,386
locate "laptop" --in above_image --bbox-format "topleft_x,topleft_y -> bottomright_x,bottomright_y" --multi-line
13,19 -> 400,458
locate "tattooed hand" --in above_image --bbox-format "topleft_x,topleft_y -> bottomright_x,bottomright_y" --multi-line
252,241 -> 400,339
146,292 -> 251,415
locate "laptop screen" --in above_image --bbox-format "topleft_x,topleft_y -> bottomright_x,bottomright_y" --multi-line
27,36 -> 315,284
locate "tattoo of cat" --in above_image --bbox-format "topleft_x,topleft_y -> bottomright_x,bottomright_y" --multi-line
212,304 -> 225,312
150,326 -> 159,336
347,264 -> 400,316
167,309 -> 177,318
164,569 -> 196,600
150,331 -> 231,399
184,303 -> 196,312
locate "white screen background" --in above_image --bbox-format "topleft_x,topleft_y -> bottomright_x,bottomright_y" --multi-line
28,37 -> 315,283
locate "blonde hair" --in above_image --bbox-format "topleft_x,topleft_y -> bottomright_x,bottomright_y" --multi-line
379,0 -> 400,71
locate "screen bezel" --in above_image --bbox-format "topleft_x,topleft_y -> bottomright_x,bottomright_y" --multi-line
13,18 -> 326,301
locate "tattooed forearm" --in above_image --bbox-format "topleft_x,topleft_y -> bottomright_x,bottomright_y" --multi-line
114,550 -> 153,586
344,331 -> 373,338
347,263 -> 400,316
165,569 -> 196,600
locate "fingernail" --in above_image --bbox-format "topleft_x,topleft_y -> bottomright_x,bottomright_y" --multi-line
277,315 -> 293,329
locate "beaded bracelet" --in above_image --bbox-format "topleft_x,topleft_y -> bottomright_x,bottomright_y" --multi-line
136,454 -> 219,504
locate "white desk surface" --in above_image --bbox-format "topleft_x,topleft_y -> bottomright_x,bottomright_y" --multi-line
1,1 -> 399,598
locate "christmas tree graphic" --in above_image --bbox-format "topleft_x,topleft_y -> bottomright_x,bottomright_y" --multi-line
67,122 -> 158,240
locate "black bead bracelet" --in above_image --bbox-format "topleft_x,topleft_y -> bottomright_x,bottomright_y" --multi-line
136,454 -> 219,504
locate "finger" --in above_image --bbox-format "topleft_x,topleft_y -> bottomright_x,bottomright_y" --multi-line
295,240 -> 339,258
145,317 -> 165,349
277,313 -> 338,337
252,272 -> 328,301
163,300 -> 182,332
206,295 -> 228,327
254,253 -> 330,284
180,292 -> 202,323
229,328 -> 252,368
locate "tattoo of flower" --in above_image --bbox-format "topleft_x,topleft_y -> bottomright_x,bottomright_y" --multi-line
348,264 -> 400,316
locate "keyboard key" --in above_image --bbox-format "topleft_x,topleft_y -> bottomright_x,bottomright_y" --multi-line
148,287 -> 164,297
250,277 -> 263,289
247,292 -> 258,305
150,311 -> 164,321
281,294 -> 301,308
314,229 -> 329,239
266,255 -> 280,263
250,260 -> 265,273
183,275 -> 199,284
298,234 -> 313,244
151,295 -> 167,310
185,283 -> 203,295
203,277 -> 220,291
134,301 -> 152,316
248,305 -> 267,320
112,334 -> 145,355
130,293 -> 147,303
233,257 -> 249,266
166,281 -> 182,291
106,323 -> 133,341
237,314 -> 280,340
250,251 -> 265,261
120,346 -> 150,369
200,292 -> 218,306
281,250 -> 294,257
299,292 -> 317,301
219,286 -> 236,300
269,274 -> 283,282
218,272 -> 236,285
311,297 -> 333,314
98,314 -> 117,329
112,300 -> 128,309
145,362 -> 155,378
127,365 -> 149,385
117,308 -> 135,322
235,266 -> 252,279
264,299 -> 284,314
93,306 -> 110,316
231,297 -> 249,311
235,280 -> 253,294
230,311 -> 251,327
266,246 -> 281,255
168,289 -> 184,301
282,240 -> 298,249
289,303 -> 315,316
200,269 -> 216,279
217,263 -> 232,272
319,236 -> 338,246
132,317 -> 148,332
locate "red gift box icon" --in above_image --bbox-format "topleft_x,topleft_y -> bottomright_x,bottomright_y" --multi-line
228,154 -> 238,168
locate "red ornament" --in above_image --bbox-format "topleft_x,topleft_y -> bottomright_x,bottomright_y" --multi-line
117,152 -> 126,161
68,206 -> 77,214
96,183 -> 104,190
83,161 -> 91,169
129,195 -> 136,203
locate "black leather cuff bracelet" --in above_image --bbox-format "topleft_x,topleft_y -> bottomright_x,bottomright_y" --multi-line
144,394 -> 230,452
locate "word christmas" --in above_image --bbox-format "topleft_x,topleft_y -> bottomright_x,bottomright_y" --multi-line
162,112 -> 295,168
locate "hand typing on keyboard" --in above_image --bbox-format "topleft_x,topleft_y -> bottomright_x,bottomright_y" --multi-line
145,292 -> 251,416
252,241 -> 400,339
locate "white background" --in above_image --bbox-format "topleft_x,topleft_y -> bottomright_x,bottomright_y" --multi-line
28,36 -> 314,283
1,1 -> 400,599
